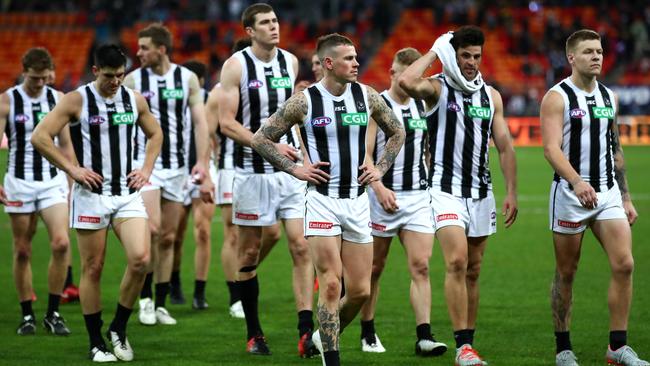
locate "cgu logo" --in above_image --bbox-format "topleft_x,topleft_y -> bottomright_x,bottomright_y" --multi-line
14,114 -> 30,123
341,113 -> 368,126
592,107 -> 614,119
112,112 -> 135,125
162,89 -> 184,99
36,112 -> 47,122
270,77 -> 291,89
408,118 -> 427,130
311,116 -> 332,127
89,115 -> 106,125
447,102 -> 461,112
248,79 -> 264,89
467,106 -> 491,120
569,108 -> 587,118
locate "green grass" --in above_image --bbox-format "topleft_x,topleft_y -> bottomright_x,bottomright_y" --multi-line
0,146 -> 648,365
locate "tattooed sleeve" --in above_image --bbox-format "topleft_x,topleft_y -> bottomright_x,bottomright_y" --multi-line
368,86 -> 405,175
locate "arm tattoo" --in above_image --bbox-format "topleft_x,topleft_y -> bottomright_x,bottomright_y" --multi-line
368,87 -> 405,175
550,270 -> 572,331
317,303 -> 340,352
251,93 -> 307,173
611,122 -> 630,200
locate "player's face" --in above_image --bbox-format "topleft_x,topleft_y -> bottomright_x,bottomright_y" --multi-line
137,37 -> 164,68
327,45 -> 359,83
311,54 -> 323,81
248,11 -> 280,46
456,45 -> 482,80
93,66 -> 125,97
23,68 -> 50,95
569,39 -> 603,77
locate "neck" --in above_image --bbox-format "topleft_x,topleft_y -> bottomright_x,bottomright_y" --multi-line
151,57 -> 171,76
21,84 -> 43,99
251,42 -> 276,63
388,85 -> 410,105
321,76 -> 348,96
92,81 -> 116,99
570,72 -> 597,93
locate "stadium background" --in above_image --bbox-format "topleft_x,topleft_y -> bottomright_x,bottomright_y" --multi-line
0,0 -> 648,365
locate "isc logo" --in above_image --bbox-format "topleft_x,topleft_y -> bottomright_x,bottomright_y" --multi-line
341,113 -> 368,126
248,79 -> 264,89
592,107 -> 614,119
112,113 -> 135,125
467,106 -> 491,120
162,89 -> 184,99
270,77 -> 291,89
408,118 -> 427,130
311,116 -> 332,127
569,108 -> 587,118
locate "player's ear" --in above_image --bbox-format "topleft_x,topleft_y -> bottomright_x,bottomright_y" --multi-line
92,65 -> 99,77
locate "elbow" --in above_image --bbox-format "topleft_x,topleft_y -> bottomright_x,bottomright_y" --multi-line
30,132 -> 43,151
397,76 -> 412,93
542,145 -> 554,162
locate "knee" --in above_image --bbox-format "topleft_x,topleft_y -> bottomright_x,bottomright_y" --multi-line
241,246 -> 260,265
556,263 -> 578,284
321,275 -> 342,302
288,238 -> 310,261
149,221 -> 161,239
612,256 -> 634,277
130,252 -> 150,274
196,225 -> 211,246
446,256 -> 468,276
50,236 -> 69,257
346,284 -> 371,305
159,230 -> 176,250
466,261 -> 482,284
265,228 -> 282,244
14,244 -> 31,262
371,258 -> 387,280
409,258 -> 430,281
83,260 -> 104,282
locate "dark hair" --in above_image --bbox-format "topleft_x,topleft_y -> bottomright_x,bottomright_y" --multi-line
138,23 -> 172,52
22,47 -> 54,72
565,29 -> 600,54
94,44 -> 127,69
183,60 -> 207,80
394,47 -> 421,66
241,3 -> 274,28
450,26 -> 485,50
316,33 -> 354,60
232,38 -> 252,53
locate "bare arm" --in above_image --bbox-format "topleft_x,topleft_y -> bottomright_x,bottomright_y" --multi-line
134,92 -> 162,177
490,88 -> 518,227
610,95 -> 637,224
364,117 -> 399,213
217,57 -> 255,146
188,74 -> 210,167
0,93 -> 9,203
541,90 -> 597,209
398,51 -> 442,112
123,72 -> 136,90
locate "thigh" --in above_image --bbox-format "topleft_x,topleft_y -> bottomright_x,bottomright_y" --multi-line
400,230 -> 434,265
591,219 -> 632,267
9,212 -> 38,242
192,198 -> 216,228
436,225 -> 469,264
341,240 -> 373,289
552,231 -> 584,270
372,236 -> 393,263
76,228 -> 109,263
282,218 -> 304,243
141,189 -> 161,228
39,203 -> 69,242
466,236 -> 488,267
113,217 -> 150,261
310,235 -> 342,277
160,199 -> 185,235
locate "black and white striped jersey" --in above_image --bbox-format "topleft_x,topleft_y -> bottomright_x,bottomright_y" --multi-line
373,91 -> 428,192
131,63 -> 192,170
233,46 -> 300,173
185,88 -> 210,173
300,81 -> 370,199
427,75 -> 495,199
5,85 -> 60,181
70,82 -> 139,196
550,78 -> 617,192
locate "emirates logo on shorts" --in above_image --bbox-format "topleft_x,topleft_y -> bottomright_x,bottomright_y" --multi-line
235,212 -> 259,220
78,215 -> 101,223
6,201 -> 24,207
436,213 -> 458,221
558,220 -> 581,228
223,192 -> 233,199
309,221 -> 333,229
370,223 -> 386,231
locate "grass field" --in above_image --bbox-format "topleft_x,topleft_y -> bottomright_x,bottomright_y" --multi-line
0,146 -> 648,365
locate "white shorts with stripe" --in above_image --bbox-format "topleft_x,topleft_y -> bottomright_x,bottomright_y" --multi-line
304,189 -> 372,244
369,188 -> 434,237
430,189 -> 497,237
215,168 -> 235,205
134,160 -> 187,203
69,184 -> 148,230
549,180 -> 626,234
3,173 -> 68,213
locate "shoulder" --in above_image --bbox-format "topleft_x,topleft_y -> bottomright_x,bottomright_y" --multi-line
220,56 -> 243,84
541,89 -> 565,107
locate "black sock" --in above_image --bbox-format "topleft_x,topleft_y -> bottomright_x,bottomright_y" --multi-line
227,281 -> 241,305
416,323 -> 432,341
360,319 -> 375,339
454,329 -> 473,349
83,311 -> 104,348
297,310 -> 314,337
20,300 -> 34,318
109,303 -> 133,334
47,293 -> 61,317
323,351 -> 340,366
140,272 -> 153,299
555,331 -> 572,353
171,271 -> 181,287
194,280 -> 206,298
155,282 -> 170,309
64,266 -> 74,288
610,330 -> 627,351
468,328 -> 475,345
239,276 -> 262,339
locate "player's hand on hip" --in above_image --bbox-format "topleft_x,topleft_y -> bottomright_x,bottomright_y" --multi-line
0,185 -> 7,205
623,200 -> 638,226
293,161 -> 330,185
573,180 -> 597,209
199,176 -> 215,204
358,163 -> 382,185
276,143 -> 300,162
502,193 -> 518,228
70,166 -> 103,190
372,183 -> 398,214
127,169 -> 150,191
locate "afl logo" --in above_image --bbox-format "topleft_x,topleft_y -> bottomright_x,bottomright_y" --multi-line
14,114 -> 30,123
569,108 -> 586,118
447,102 -> 461,112
89,115 -> 107,125
141,90 -> 156,99
311,116 -> 332,127
248,79 -> 264,89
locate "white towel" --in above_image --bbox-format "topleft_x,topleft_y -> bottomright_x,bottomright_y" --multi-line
431,32 -> 484,94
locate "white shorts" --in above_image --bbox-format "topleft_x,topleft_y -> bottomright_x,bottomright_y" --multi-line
369,189 -> 434,237
232,171 -> 305,226
69,184 -> 148,230
430,189 -> 497,237
137,164 -> 187,203
3,173 -> 68,213
549,181 -> 627,234
215,168 -> 235,205
304,189 -> 372,244
183,164 -> 218,206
